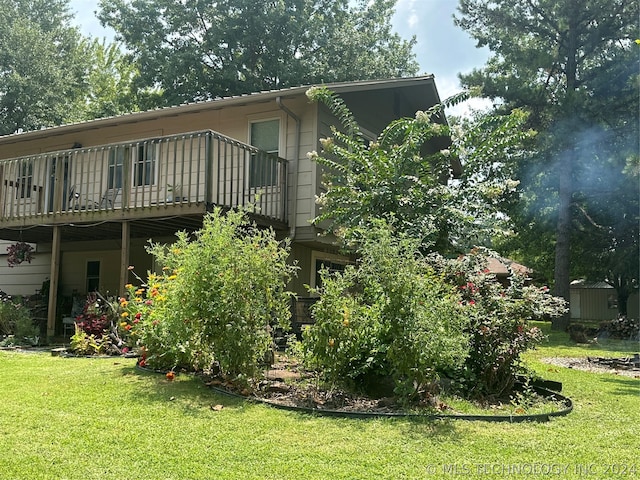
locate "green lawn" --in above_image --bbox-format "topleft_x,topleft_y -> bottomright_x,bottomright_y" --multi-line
0,323 -> 638,480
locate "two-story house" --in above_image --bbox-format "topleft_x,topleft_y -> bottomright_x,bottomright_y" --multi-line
0,76 -> 456,338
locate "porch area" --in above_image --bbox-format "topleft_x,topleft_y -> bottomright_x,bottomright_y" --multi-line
0,129 -> 288,338
0,129 -> 288,244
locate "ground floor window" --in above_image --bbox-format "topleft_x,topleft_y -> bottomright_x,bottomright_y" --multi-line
86,261 -> 100,292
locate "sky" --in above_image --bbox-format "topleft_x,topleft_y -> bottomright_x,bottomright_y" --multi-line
69,0 -> 490,110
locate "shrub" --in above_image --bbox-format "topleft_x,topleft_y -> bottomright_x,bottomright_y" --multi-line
431,248 -> 567,398
123,208 -> 297,380
69,292 -> 130,356
0,293 -> 38,345
302,225 -> 470,402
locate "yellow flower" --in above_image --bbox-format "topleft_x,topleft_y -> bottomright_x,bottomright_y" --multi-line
342,307 -> 350,326
135,289 -> 145,295
121,312 -> 129,318
125,283 -> 133,289
120,300 -> 128,307
168,275 -> 177,280
120,322 -> 128,327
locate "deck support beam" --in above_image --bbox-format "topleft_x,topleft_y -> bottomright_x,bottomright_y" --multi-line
46,226 -> 61,339
119,220 -> 131,298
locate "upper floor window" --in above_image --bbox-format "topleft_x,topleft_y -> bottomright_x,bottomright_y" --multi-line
249,119 -> 279,188
134,142 -> 156,187
108,147 -> 125,189
17,161 -> 33,199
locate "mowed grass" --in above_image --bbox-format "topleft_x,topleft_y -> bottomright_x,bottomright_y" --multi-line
0,323 -> 638,480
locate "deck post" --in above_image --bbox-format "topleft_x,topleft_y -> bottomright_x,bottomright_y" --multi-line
119,220 -> 130,298
46,226 -> 61,339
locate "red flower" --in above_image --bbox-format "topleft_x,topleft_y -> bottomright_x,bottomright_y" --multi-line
166,371 -> 175,381
135,312 -> 142,319
124,324 -> 132,331
139,358 -> 147,367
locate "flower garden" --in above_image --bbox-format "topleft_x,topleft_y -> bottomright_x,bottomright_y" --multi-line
62,207 -> 573,416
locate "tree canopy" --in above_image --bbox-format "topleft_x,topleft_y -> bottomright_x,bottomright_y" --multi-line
0,0 -> 147,135
0,0 -> 87,134
97,0 -> 419,106
455,0 -> 639,326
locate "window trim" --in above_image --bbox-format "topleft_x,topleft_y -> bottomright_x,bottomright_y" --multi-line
310,251 -> 353,291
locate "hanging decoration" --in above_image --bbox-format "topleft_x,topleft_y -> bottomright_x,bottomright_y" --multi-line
6,241 -> 35,267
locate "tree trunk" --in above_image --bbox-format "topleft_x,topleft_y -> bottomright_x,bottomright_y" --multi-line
552,4 -> 578,332
552,147 -> 572,331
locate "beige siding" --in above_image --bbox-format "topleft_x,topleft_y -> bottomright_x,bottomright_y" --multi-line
1,98 -> 305,228
58,242 -> 153,297
0,249 -> 50,296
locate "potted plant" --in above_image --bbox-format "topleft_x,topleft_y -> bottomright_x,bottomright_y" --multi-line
6,242 -> 34,267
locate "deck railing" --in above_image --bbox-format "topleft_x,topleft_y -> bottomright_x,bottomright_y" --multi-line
0,130 -> 287,225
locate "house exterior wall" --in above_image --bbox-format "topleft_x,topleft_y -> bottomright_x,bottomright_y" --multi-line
0,96 -> 316,232
0,244 -> 50,296
0,78 -> 448,335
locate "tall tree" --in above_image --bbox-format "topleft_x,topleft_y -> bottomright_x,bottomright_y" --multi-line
455,0 -> 639,329
97,0 -> 419,106
306,87 -> 533,255
81,39 -> 161,119
0,0 -> 88,134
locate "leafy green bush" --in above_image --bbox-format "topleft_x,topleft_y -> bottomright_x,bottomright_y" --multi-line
302,225 -> 470,402
431,248 -> 567,398
124,208 -> 297,380
0,293 -> 38,345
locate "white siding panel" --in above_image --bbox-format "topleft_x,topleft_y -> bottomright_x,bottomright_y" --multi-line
0,252 -> 50,296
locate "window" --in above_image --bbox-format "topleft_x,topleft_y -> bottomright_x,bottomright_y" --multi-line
17,161 -> 33,199
86,261 -> 100,292
249,119 -> 279,188
108,147 -> 125,189
315,259 -> 348,290
134,143 -> 156,186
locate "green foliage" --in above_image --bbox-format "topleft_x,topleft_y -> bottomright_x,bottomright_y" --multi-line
80,38 -> 160,119
0,295 -> 38,345
430,248 -> 567,398
456,0 -> 640,323
98,0 -> 418,105
0,0 -> 147,133
306,86 -> 533,254
302,223 -> 470,401
0,0 -> 88,134
69,292 -> 131,356
124,208 -> 297,380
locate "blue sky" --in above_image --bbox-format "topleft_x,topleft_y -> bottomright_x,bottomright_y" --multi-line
70,0 -> 490,107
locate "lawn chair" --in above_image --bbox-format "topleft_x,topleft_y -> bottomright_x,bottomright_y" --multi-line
95,188 -> 121,210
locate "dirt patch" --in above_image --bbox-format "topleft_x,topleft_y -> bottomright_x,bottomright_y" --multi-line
540,357 -> 640,379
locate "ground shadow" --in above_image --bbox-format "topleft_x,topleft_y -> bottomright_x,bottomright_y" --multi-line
598,376 -> 640,397
118,364 -> 246,417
